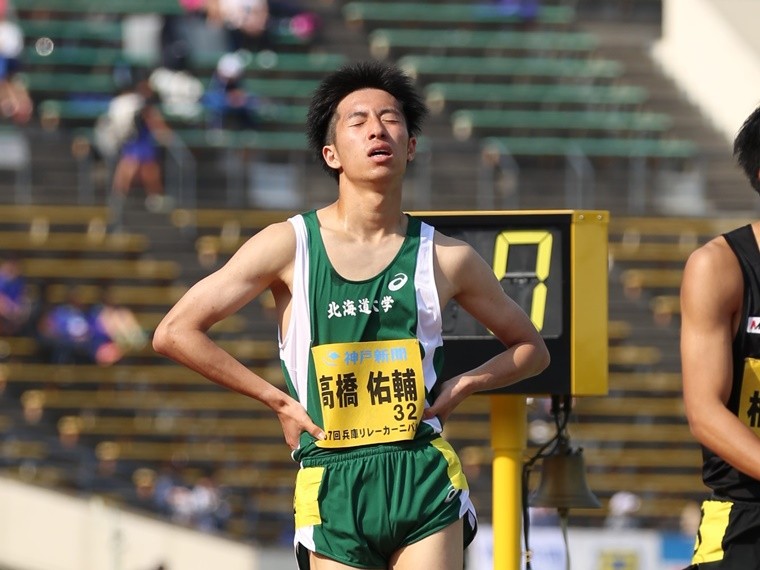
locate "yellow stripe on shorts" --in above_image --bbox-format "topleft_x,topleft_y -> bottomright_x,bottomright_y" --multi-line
693,500 -> 732,564
431,437 -> 469,491
294,466 -> 324,529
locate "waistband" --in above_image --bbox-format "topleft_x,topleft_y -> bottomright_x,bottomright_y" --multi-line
710,493 -> 760,505
297,435 -> 441,468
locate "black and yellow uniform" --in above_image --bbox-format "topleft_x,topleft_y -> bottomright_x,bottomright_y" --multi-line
690,225 -> 760,568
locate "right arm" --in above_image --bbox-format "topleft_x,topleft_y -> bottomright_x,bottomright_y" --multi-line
153,221 -> 324,449
681,235 -> 760,479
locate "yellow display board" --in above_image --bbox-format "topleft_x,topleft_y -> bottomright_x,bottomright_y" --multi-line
415,210 -> 608,396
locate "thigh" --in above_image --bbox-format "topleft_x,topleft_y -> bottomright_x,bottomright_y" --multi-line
310,551 -> 383,570
390,518 -> 463,570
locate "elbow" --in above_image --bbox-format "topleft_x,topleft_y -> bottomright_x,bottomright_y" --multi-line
152,319 -> 175,357
686,413 -> 710,445
685,407 -> 712,447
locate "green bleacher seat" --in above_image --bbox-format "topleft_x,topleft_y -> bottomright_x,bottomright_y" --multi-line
23,72 -> 115,94
17,0 -> 183,14
24,72 -> 319,101
344,2 -> 575,26
399,54 -> 623,80
425,82 -> 648,110
40,99 -> 308,127
482,136 -> 697,158
174,129 -> 308,151
454,109 -> 673,136
25,47 -> 346,74
19,19 -> 122,42
369,28 -> 598,57
24,46 -> 142,67
244,78 -> 319,99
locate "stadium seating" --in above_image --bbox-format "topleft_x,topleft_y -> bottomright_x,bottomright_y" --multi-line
19,0 -> 181,12
399,54 -> 623,81
424,82 -> 649,113
343,1 -> 576,28
1,0 -> 723,543
368,28 -> 599,59
482,136 -> 696,159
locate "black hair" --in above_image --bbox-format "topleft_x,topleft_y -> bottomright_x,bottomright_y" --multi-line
305,60 -> 428,180
734,104 -> 760,195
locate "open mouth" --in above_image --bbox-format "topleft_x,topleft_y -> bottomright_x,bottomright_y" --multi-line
368,146 -> 392,157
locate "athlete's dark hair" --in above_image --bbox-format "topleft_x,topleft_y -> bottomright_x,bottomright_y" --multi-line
734,103 -> 760,196
305,60 -> 428,181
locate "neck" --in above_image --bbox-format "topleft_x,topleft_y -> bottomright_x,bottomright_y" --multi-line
329,179 -> 406,240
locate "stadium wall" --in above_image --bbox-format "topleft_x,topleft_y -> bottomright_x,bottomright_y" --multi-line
653,0 -> 760,142
0,476 -> 260,570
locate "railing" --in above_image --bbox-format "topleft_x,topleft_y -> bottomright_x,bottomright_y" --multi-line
478,144 -> 520,209
1,129 -> 33,204
164,135 -> 196,211
565,147 -> 595,209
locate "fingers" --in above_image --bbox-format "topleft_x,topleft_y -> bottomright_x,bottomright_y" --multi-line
308,424 -> 326,441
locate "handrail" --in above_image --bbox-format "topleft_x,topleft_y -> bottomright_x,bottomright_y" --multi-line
478,143 -> 519,209
164,134 -> 196,212
564,146 -> 594,208
4,130 -> 32,204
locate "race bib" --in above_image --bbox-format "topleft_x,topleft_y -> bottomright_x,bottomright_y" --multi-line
740,358 -> 760,432
311,338 -> 425,448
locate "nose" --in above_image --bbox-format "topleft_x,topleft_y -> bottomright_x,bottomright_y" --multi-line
367,115 -> 387,138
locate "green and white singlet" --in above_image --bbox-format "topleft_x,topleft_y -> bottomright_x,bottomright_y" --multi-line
282,211 -> 477,568
282,210 -> 445,455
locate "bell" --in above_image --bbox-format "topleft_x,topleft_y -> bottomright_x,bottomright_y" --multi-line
529,445 -> 601,510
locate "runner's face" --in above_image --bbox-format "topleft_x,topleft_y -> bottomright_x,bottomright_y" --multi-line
323,88 -> 416,184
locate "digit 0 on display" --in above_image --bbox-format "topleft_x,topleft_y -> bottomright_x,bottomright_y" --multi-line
415,210 -> 608,396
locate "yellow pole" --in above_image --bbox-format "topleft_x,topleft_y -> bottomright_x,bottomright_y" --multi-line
491,394 -> 527,570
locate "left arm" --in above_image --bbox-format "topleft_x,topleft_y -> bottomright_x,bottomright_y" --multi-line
424,233 -> 550,421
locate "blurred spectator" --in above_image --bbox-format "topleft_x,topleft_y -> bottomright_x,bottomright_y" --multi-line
218,0 -> 274,52
161,0 -> 229,72
190,473 -> 231,532
36,286 -> 121,366
215,0 -> 320,52
0,0 -> 31,124
477,0 -> 540,25
268,0 -> 321,46
88,287 -> 147,360
148,66 -> 205,122
101,73 -> 174,228
153,462 -> 184,516
156,468 -> 231,532
203,52 -> 262,130
0,254 -> 31,335
604,490 -> 642,530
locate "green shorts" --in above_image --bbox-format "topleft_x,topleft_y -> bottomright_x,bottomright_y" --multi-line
689,498 -> 760,568
293,436 -> 477,569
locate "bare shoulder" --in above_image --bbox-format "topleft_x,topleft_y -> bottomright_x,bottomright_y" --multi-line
681,232 -> 743,313
226,220 -> 297,277
432,230 -> 476,267
683,234 -> 740,283
432,230 -> 493,303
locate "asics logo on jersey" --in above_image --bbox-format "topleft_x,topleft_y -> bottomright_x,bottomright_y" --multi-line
388,273 -> 408,291
748,317 -> 760,334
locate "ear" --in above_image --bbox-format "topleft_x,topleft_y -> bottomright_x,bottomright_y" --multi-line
322,144 -> 341,170
406,137 -> 417,163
